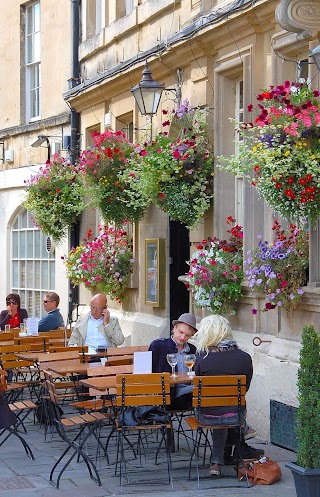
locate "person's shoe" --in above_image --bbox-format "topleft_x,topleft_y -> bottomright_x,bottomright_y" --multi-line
240,442 -> 264,460
244,427 -> 258,440
209,464 -> 221,476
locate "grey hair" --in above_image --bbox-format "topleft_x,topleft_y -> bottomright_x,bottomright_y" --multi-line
194,314 -> 233,353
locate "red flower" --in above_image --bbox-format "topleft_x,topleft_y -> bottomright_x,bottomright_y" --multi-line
158,192 -> 165,198
275,182 -> 282,189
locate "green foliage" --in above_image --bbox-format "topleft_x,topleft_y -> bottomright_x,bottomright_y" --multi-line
186,217 -> 244,315
123,100 -> 213,228
217,80 -> 320,227
64,225 -> 134,303
23,156 -> 87,244
79,130 -> 148,224
296,325 -> 320,468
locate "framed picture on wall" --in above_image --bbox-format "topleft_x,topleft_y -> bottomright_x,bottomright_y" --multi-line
145,238 -> 165,307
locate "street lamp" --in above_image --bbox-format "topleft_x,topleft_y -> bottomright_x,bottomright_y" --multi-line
31,134 -> 51,162
131,62 -> 165,116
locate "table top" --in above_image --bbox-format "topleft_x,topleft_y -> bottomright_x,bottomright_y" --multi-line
80,372 -> 192,391
15,352 -> 133,367
43,360 -> 105,376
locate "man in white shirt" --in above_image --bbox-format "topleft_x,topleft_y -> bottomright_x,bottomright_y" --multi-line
68,293 -> 125,349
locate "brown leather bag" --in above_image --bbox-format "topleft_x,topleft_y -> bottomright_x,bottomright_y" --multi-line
238,457 -> 282,485
0,370 -> 7,393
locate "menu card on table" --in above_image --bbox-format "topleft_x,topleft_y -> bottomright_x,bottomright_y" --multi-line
133,351 -> 152,374
26,317 -> 39,336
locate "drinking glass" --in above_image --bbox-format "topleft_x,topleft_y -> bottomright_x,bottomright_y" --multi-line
4,325 -> 10,333
184,353 -> 196,377
166,353 -> 178,377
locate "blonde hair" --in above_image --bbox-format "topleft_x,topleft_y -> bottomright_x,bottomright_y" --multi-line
194,315 -> 233,353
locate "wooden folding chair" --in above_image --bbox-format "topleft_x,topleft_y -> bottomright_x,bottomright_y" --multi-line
115,372 -> 172,486
185,375 -> 249,487
44,371 -> 109,488
0,370 -> 36,459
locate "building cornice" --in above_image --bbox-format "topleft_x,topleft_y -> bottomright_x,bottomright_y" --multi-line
276,0 -> 320,38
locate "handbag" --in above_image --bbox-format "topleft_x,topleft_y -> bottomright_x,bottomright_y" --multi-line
238,457 -> 282,485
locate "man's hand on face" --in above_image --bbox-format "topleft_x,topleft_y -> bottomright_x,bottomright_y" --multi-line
102,308 -> 110,326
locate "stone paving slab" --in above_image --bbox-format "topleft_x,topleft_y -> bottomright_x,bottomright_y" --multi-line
0,415 -> 297,497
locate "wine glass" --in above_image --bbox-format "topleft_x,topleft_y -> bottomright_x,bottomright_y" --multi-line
184,353 -> 196,377
166,353 -> 178,377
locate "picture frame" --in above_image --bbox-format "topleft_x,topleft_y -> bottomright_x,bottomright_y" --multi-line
145,238 -> 166,307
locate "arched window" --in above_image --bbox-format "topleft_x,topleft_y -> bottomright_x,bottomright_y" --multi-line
11,209 -> 55,318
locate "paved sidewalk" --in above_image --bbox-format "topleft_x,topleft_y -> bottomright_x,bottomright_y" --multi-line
0,414 -> 297,497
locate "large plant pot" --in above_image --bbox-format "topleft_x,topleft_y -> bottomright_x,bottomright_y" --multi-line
286,462 -> 320,497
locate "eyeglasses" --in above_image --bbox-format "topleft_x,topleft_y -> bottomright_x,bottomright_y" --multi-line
90,305 -> 104,312
43,300 -> 52,304
6,301 -> 17,305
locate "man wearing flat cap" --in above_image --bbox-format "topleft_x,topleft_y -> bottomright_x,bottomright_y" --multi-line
148,313 -> 197,410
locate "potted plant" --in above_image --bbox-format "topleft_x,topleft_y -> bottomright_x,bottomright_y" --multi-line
218,80 -> 320,227
63,224 -> 135,303
79,130 -> 148,224
245,220 -> 309,313
286,324 -> 320,497
23,156 -> 87,244
186,217 -> 244,315
124,100 -> 213,228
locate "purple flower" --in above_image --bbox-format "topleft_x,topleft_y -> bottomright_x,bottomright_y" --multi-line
251,308 -> 258,315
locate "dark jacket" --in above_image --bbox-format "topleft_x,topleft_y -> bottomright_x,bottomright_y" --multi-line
38,309 -> 64,332
194,347 -> 253,415
149,337 -> 196,373
0,309 -> 28,330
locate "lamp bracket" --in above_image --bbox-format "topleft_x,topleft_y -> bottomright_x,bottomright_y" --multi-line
0,142 -> 4,163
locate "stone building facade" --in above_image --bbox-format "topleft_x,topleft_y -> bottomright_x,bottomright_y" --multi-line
1,0 -> 320,440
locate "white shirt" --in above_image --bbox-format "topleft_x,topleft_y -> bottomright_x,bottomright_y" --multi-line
84,314 -> 113,349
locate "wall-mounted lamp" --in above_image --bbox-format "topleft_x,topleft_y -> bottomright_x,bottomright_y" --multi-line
131,62 -> 165,117
31,134 -> 51,162
310,44 -> 320,71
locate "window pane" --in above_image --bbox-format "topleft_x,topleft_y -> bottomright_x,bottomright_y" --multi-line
12,232 -> 19,258
19,232 -> 26,258
50,261 -> 55,287
26,261 -> 34,287
34,230 -> 41,258
42,262 -> 49,288
41,235 -> 48,258
12,261 -> 19,287
20,210 -> 28,229
27,231 -> 34,258
20,260 -> 26,287
35,261 -> 40,287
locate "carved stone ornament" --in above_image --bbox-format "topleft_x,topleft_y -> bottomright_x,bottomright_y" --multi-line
275,0 -> 320,38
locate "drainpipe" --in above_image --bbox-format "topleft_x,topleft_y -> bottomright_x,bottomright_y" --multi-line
67,0 -> 81,328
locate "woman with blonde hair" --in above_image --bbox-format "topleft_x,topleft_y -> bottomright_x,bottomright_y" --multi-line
194,314 -> 254,476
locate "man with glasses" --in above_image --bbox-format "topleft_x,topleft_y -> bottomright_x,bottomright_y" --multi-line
68,293 -> 124,350
38,292 -> 64,332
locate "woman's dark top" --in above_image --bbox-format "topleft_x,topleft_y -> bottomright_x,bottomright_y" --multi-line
194,346 -> 253,416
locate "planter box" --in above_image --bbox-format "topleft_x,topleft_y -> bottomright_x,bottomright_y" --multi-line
286,462 -> 320,497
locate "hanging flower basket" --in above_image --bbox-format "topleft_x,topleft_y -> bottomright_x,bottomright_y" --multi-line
218,80 -> 320,226
245,220 -> 309,313
186,217 -> 244,315
79,130 -> 148,224
23,156 -> 86,244
63,224 -> 135,303
123,100 -> 213,228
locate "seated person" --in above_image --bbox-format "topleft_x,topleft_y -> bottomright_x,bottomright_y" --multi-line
68,293 -> 125,350
149,312 -> 197,410
0,293 -> 28,330
38,292 -> 64,332
194,314 -> 263,476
